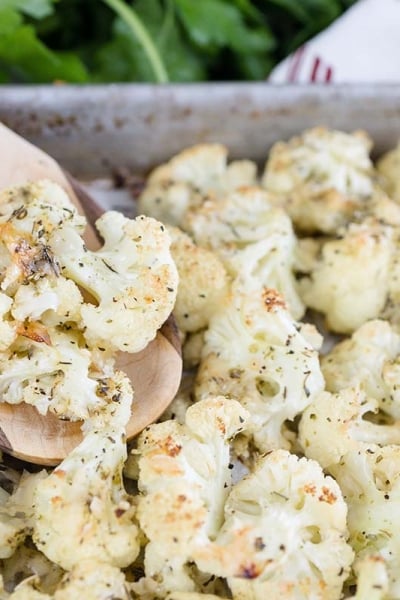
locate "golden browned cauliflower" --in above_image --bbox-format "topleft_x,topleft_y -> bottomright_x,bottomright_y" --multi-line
196,285 -> 324,453
262,127 -> 375,234
298,219 -> 395,333
184,186 -> 304,319
138,144 -> 257,227
168,226 -> 230,333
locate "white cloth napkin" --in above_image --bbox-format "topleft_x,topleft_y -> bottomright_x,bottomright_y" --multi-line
269,0 -> 400,83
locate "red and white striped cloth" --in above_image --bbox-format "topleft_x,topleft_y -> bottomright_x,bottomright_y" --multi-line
269,0 -> 400,84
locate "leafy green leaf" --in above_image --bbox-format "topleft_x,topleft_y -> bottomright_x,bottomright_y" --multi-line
174,0 -> 274,54
1,0 -> 56,19
95,0 -> 205,83
0,6 -> 22,34
0,0 -> 356,83
0,7 -> 88,83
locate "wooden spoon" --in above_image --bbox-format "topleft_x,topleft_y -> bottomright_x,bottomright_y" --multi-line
0,123 -> 182,465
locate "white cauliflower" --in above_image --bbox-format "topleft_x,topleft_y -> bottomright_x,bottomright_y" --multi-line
11,277 -> 83,328
195,286 -> 324,452
50,211 -> 178,353
0,326 -> 117,421
335,446 -> 400,598
299,386 -> 400,596
377,141 -> 400,203
348,555 -> 389,600
0,293 -> 17,351
135,397 -> 249,597
184,187 -> 304,319
0,470 -> 46,559
168,226 -> 230,333
299,219 -> 395,333
194,450 -> 353,600
138,144 -> 257,228
0,181 -> 84,294
32,370 -> 139,571
262,127 -> 374,233
322,320 -> 400,419
299,386 -> 400,469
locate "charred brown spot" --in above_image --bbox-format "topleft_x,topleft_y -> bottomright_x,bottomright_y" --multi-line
162,435 -> 182,457
262,287 -> 287,312
318,486 -> 337,504
254,537 -> 265,551
237,563 -> 261,579
115,507 -> 126,518
216,416 -> 226,435
304,483 -> 317,495
16,321 -> 52,345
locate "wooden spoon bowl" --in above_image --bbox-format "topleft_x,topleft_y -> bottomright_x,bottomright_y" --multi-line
0,123 -> 182,465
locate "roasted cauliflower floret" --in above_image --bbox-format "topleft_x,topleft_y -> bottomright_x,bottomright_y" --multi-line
299,219 -> 395,333
262,127 -> 374,233
336,446 -> 400,598
184,187 -> 304,319
299,387 -> 400,469
11,277 -> 83,327
0,327 -> 116,420
194,450 -> 353,600
168,226 -> 230,333
50,211 -> 178,353
32,371 -> 139,571
322,320 -> 400,420
0,181 -> 84,294
196,286 -> 324,453
377,141 -> 400,203
135,397 -> 249,597
348,555 -> 389,600
138,144 -> 257,227
299,385 -> 400,596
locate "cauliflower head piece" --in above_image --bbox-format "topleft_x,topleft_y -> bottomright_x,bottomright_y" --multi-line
168,226 -> 230,333
299,384 -> 400,596
334,446 -> 400,598
0,326 -> 118,421
135,396 -> 249,597
262,127 -> 374,233
299,219 -> 395,333
196,286 -> 324,453
49,211 -> 178,353
0,181 -> 84,295
194,449 -> 353,600
184,186 -> 304,319
32,370 -> 139,571
347,555 -> 389,600
138,144 -> 257,228
322,319 -> 400,420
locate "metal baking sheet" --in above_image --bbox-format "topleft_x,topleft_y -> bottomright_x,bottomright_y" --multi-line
1,84 -> 400,178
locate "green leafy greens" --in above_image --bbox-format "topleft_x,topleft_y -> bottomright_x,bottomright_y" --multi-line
0,0 -> 356,83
